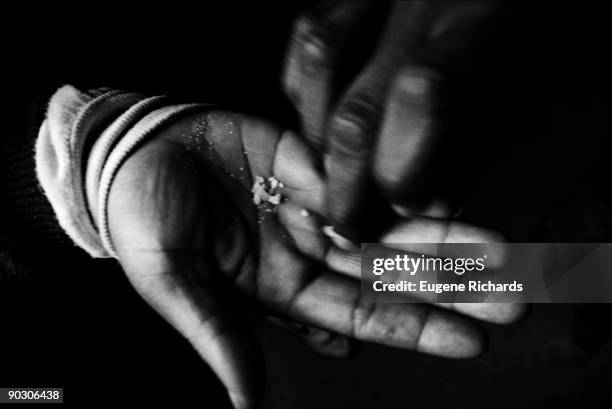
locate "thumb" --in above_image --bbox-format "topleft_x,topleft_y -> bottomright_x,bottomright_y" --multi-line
120,252 -> 265,409
105,134 -> 265,408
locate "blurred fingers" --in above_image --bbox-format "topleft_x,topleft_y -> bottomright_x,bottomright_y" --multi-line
373,67 -> 442,213
326,1 -> 498,237
282,1 -> 376,149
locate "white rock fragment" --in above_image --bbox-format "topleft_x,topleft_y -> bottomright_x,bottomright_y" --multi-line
300,209 -> 310,217
269,177 -> 279,190
251,176 -> 284,208
251,177 -> 266,205
268,194 -> 281,205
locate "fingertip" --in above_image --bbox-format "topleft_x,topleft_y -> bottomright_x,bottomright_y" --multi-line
273,129 -> 326,213
458,302 -> 529,325
494,302 -> 529,324
445,224 -> 508,268
372,67 -> 443,209
417,311 -> 485,358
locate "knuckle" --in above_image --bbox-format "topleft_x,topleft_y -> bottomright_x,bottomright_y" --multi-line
329,116 -> 370,158
352,301 -> 404,345
294,14 -> 335,71
302,33 -> 332,70
351,299 -> 377,341
329,92 -> 383,158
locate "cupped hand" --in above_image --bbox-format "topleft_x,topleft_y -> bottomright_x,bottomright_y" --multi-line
107,110 -> 523,409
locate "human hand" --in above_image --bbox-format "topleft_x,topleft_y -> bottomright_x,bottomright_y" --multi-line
107,109 -> 523,409
283,1 -> 498,240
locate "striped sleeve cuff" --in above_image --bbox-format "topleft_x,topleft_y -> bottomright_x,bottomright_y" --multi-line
35,85 -> 205,258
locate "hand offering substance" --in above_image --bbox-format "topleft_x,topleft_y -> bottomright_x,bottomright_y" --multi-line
36,87 -> 525,409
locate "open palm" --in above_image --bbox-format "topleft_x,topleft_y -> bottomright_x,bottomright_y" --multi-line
107,110 -> 523,409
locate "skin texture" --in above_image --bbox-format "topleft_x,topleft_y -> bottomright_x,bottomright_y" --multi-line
283,1 -> 498,240
107,110 -> 524,409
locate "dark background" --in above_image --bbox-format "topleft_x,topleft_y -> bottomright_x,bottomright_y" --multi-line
2,2 -> 612,407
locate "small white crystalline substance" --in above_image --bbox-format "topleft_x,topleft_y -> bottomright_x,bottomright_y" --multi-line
252,176 -> 284,207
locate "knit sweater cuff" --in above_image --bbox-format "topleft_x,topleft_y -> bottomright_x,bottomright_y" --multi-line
35,85 -> 205,258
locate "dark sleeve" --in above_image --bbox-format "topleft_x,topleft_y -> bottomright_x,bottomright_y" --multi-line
0,88 -> 79,280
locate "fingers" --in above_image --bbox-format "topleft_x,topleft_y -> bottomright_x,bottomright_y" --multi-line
259,217 -> 484,357
380,217 -> 508,267
277,200 -> 329,261
454,303 -> 528,325
282,1 -> 376,149
325,1 -> 498,238
378,219 -> 526,323
240,114 -> 282,181
238,118 -> 327,216
276,201 -> 360,276
372,67 -> 442,213
326,89 -> 389,241
273,129 -> 326,214
280,200 -> 507,270
278,204 -> 525,324
373,2 -> 498,214
323,2 -> 433,239
381,218 -> 526,324
286,266 -> 485,358
120,253 -> 265,409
